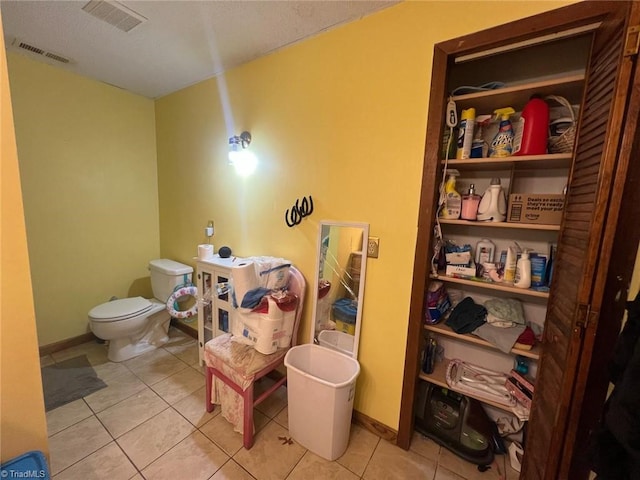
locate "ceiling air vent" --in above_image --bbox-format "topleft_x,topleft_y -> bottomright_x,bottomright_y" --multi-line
81,0 -> 147,33
11,39 -> 72,64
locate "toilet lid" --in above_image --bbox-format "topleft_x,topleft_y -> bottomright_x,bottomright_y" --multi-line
89,297 -> 153,322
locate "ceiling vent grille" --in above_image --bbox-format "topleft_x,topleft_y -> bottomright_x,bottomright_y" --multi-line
81,0 -> 147,33
11,39 -> 72,64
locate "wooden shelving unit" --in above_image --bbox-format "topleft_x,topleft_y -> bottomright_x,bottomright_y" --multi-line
430,273 -> 550,299
424,322 -> 541,360
439,218 -> 561,231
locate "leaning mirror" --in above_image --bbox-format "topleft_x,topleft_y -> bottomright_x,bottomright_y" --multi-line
310,220 -> 368,358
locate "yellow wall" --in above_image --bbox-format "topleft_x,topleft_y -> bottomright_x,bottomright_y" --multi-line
156,1 -> 574,429
0,13 -> 49,462
7,54 -> 159,345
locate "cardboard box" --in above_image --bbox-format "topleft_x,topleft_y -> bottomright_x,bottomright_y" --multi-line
507,194 -> 565,225
445,263 -> 476,278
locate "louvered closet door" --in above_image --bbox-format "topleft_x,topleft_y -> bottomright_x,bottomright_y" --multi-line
522,2 -> 639,479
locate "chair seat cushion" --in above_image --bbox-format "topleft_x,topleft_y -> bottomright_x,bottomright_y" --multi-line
204,333 -> 286,391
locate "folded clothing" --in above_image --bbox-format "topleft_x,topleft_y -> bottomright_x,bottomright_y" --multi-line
514,326 -> 536,350
484,298 -> 525,327
446,297 -> 487,334
474,323 -> 526,354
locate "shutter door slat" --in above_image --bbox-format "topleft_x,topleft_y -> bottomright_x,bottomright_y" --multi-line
522,3 -> 633,478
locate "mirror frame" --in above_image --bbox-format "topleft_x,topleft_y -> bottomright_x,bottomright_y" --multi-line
310,220 -> 369,358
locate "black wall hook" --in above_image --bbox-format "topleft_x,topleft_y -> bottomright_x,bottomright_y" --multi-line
285,195 -> 313,227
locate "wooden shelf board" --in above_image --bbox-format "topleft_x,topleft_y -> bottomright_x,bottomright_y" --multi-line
431,273 -> 550,299
441,153 -> 572,171
424,322 -> 541,360
452,73 -> 585,112
439,219 -> 560,231
418,358 -> 519,413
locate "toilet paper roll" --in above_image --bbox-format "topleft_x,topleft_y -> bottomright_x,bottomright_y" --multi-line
198,244 -> 214,260
232,262 -> 259,306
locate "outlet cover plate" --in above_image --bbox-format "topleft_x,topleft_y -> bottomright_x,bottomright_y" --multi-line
368,237 -> 379,258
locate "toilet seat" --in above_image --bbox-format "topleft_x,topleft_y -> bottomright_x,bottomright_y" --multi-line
89,297 -> 153,323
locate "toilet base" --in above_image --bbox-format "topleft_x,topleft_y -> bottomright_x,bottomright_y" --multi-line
106,308 -> 171,362
107,335 -> 169,362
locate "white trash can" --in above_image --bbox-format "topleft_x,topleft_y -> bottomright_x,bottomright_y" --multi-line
284,344 -> 360,460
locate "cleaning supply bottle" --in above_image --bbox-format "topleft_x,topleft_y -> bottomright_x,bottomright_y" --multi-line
513,95 -> 549,156
475,238 -> 496,264
470,115 -> 492,158
515,249 -> 532,289
456,108 -> 476,160
503,245 -> 517,284
489,107 -> 516,158
439,170 -> 462,219
476,178 -> 507,222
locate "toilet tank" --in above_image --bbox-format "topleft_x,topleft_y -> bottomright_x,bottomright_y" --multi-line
149,259 -> 194,302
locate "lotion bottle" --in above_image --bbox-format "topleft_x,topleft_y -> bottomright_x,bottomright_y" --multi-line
503,245 -> 517,284
461,184 -> 481,220
515,250 -> 532,289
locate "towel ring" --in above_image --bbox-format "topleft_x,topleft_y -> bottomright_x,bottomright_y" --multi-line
166,286 -> 198,318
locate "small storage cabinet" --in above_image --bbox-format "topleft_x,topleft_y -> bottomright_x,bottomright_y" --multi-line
196,254 -> 244,365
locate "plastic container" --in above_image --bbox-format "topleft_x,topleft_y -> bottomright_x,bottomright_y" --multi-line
515,250 -> 532,289
284,344 -> 361,460
475,239 -> 496,264
0,451 -> 50,480
456,108 -> 476,159
489,107 -> 516,158
513,96 -> 549,156
439,170 -> 461,219
318,329 -> 354,356
332,298 -> 357,335
461,184 -> 481,220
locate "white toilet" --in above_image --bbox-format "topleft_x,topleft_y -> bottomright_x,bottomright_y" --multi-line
89,259 -> 194,362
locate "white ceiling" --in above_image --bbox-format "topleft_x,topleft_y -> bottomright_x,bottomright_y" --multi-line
1,0 -> 398,99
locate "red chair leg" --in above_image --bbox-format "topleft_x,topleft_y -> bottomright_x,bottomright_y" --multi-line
205,367 -> 215,413
243,382 -> 254,449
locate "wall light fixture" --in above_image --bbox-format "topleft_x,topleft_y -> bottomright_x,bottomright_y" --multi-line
228,131 -> 257,176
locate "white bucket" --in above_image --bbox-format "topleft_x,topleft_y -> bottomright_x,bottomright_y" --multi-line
284,344 -> 360,460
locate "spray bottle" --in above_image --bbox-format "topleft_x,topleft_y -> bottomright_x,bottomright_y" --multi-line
470,115 -> 492,158
439,169 -> 461,219
456,108 -> 476,160
489,107 -> 516,158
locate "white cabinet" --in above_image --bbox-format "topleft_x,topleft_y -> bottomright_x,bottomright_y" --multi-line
196,254 -> 244,365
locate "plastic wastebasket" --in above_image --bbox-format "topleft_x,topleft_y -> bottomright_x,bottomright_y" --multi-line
284,343 -> 360,460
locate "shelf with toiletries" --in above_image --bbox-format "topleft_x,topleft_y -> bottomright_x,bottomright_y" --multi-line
450,73 -> 584,114
438,218 -> 560,231
424,322 -> 541,360
430,273 -> 550,299
441,152 -> 572,171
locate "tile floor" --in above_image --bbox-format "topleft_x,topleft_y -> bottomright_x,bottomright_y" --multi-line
41,327 -> 520,479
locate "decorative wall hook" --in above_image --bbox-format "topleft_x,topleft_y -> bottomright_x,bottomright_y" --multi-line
285,195 -> 313,227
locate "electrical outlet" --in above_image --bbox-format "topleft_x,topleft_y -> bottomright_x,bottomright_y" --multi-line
367,237 -> 380,258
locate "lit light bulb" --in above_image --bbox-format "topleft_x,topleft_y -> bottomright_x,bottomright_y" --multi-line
229,149 -> 257,176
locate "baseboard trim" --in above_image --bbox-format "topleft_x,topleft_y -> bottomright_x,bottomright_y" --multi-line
352,409 -> 398,443
39,332 -> 99,357
170,319 -> 198,339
